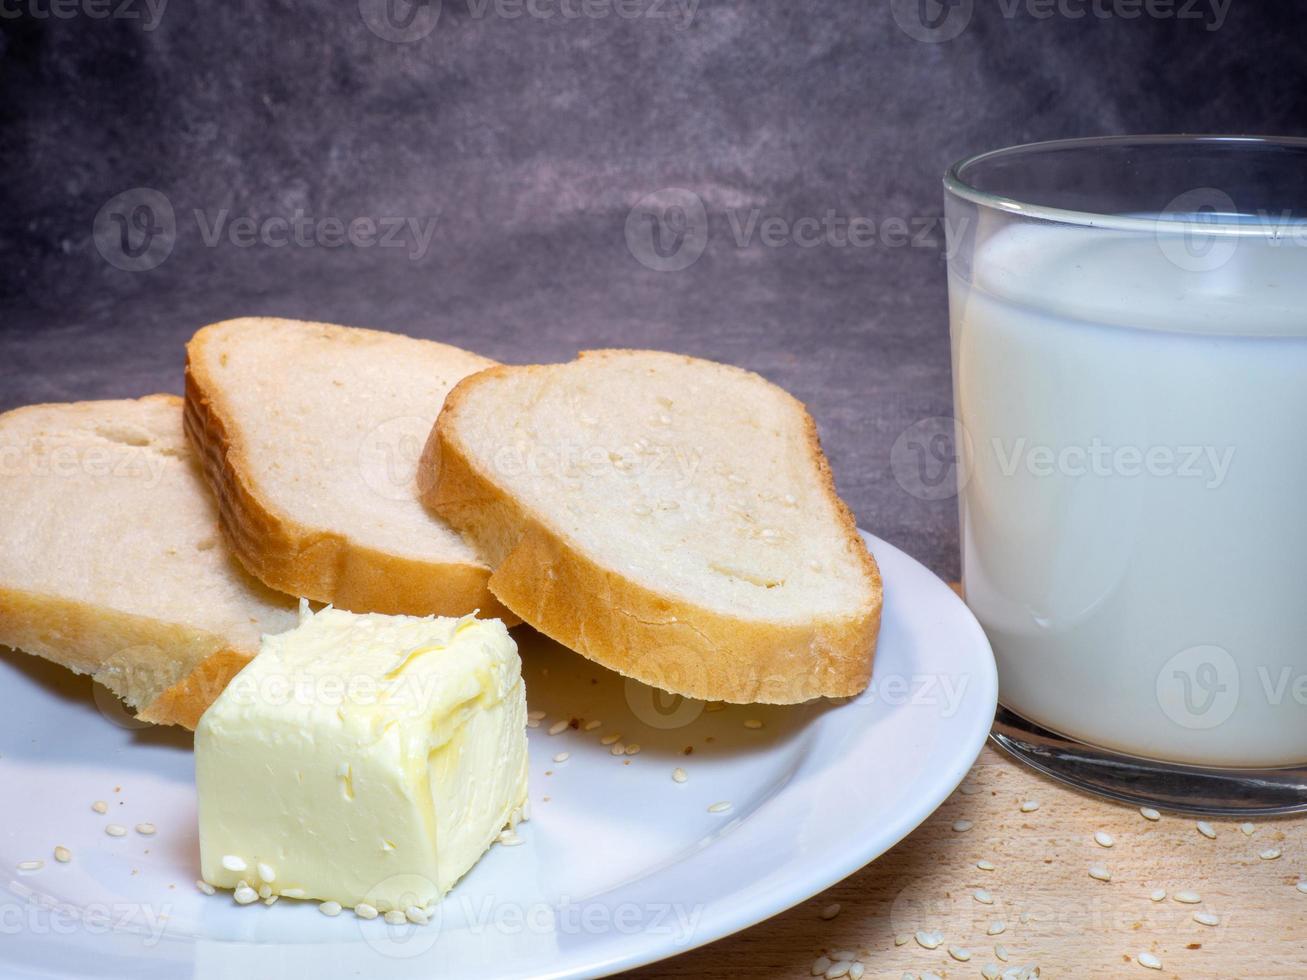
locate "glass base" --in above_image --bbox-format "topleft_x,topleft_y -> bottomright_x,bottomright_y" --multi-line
990,705 -> 1307,817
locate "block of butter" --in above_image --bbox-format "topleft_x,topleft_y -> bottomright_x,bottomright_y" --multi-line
195,603 -> 528,912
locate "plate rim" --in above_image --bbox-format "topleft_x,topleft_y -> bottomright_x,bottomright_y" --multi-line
560,530 -> 997,979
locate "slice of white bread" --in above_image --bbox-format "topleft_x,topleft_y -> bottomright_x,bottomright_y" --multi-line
421,349 -> 882,703
0,396 -> 299,728
185,317 -> 512,619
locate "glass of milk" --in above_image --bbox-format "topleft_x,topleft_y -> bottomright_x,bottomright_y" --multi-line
944,136 -> 1307,814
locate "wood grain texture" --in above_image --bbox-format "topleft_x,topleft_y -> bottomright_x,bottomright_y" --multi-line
629,746 -> 1307,979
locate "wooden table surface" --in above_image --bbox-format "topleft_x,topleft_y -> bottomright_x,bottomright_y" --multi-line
629,748 -> 1307,979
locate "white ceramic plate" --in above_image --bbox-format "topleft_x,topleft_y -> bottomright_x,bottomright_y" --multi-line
0,532 -> 995,980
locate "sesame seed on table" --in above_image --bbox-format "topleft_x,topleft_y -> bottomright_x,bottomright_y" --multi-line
624,744 -> 1307,979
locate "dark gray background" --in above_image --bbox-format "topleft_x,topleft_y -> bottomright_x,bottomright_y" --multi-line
3,0 -> 1305,579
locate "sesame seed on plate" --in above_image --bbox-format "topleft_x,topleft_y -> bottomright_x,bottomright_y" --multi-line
1260,848 -> 1283,860
1094,831 -> 1114,848
1019,800 -> 1040,813
405,906 -> 429,925
92,800 -> 109,814
583,720 -> 601,731
994,943 -> 1009,961
973,888 -> 994,904
17,860 -> 43,872
847,964 -> 865,980
1196,820 -> 1216,839
105,824 -> 127,838
959,782 -> 981,795
825,961 -> 850,979
948,945 -> 972,962
610,742 -> 626,756
982,965 -> 1000,980
1149,889 -> 1166,902
829,950 -> 856,962
135,823 -> 156,836
708,801 -> 732,814
53,847 -> 71,863
1173,890 -> 1202,904
234,885 -> 258,905
987,920 -> 1006,935
1295,881 -> 1307,895
977,859 -> 996,871
743,719 -> 763,729
527,710 -> 546,721
1193,911 -> 1220,926
893,934 -> 908,946
672,767 -> 688,783
196,880 -> 216,895
318,901 -> 342,916
625,743 -> 641,755
1139,806 -> 1161,821
1088,865 -> 1112,882
222,855 -> 248,872
600,733 -> 622,745
264,895 -> 279,906
384,910 -> 407,925
553,752 -> 570,763
952,819 -> 974,832
914,930 -> 942,949
355,903 -> 379,919
811,956 -> 832,976
1138,951 -> 1162,970
818,901 -> 840,920
548,720 -> 569,736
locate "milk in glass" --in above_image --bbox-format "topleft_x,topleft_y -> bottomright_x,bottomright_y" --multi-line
950,220 -> 1307,767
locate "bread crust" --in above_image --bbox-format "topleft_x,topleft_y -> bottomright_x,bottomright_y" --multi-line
142,649 -> 252,728
184,319 -> 513,621
0,585 -> 253,729
420,351 -> 881,704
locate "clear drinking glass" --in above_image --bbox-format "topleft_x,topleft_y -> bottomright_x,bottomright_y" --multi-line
943,136 -> 1307,815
